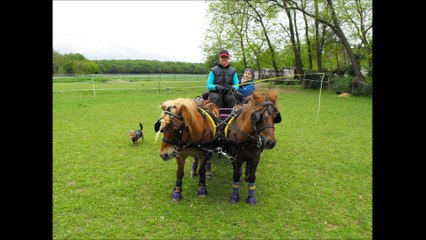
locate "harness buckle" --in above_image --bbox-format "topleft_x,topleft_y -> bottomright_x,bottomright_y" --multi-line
257,135 -> 262,148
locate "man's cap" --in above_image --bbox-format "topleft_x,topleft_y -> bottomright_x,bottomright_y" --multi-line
219,50 -> 230,57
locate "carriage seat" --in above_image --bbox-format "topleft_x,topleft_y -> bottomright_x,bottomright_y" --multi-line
219,108 -> 233,120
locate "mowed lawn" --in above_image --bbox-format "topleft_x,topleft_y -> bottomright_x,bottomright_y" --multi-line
53,85 -> 372,239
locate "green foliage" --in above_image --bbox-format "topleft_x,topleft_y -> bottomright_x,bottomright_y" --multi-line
332,76 -> 352,94
352,84 -> 372,96
204,0 -> 372,81
352,77 -> 373,96
53,50 -> 209,75
331,76 -> 372,96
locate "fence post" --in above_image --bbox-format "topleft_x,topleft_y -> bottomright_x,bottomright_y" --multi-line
92,74 -> 96,96
158,74 -> 160,94
315,73 -> 325,121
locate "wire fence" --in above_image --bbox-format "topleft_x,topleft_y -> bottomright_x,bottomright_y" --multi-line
53,74 -> 209,94
52,73 -> 331,94
53,73 -> 330,121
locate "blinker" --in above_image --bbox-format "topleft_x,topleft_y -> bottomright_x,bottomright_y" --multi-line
154,120 -> 161,132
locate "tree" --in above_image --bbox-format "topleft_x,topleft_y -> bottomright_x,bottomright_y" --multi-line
286,0 -> 366,82
53,49 -> 64,73
244,0 -> 280,75
301,0 -> 313,71
279,1 -> 304,81
314,0 -> 324,72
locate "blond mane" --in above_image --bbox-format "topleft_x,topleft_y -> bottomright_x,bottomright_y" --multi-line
155,98 -> 199,142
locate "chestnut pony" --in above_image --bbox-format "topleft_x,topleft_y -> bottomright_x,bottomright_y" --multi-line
220,90 -> 281,205
155,98 -> 219,201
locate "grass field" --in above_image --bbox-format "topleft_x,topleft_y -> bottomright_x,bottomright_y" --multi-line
53,84 -> 372,239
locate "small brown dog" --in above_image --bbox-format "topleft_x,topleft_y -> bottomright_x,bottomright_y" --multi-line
129,123 -> 144,144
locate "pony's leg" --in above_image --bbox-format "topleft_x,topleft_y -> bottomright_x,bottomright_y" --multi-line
205,160 -> 213,179
246,160 -> 259,205
197,156 -> 208,196
230,161 -> 242,203
190,157 -> 198,177
172,155 -> 186,201
244,162 -> 250,182
237,163 -> 249,182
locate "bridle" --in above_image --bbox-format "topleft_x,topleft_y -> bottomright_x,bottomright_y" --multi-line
155,106 -> 218,152
251,96 -> 281,135
155,106 -> 189,151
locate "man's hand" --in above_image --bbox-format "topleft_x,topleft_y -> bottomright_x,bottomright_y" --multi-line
216,85 -> 224,91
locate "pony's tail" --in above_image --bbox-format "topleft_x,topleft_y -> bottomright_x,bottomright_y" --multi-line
139,122 -> 143,131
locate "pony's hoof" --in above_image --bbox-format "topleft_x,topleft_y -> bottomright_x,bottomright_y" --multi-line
246,196 -> 256,205
172,191 -> 182,201
197,187 -> 208,196
230,193 -> 240,203
206,171 -> 213,179
190,171 -> 198,177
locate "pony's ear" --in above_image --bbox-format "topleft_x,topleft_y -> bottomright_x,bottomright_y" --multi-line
161,103 -> 167,111
267,90 -> 280,103
252,91 -> 262,103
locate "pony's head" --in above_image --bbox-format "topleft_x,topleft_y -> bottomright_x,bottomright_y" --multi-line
249,90 -> 281,149
154,98 -> 198,160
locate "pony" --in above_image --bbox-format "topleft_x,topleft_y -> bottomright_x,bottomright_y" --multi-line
155,98 -> 219,201
220,90 -> 282,205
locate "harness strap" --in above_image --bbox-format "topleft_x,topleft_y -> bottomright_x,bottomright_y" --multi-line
224,116 -> 235,138
198,108 -> 217,136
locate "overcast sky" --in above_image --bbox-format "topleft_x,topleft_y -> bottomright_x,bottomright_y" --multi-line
53,1 -> 209,63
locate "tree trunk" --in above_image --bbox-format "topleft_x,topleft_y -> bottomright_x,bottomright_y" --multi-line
245,0 -> 280,75
240,34 -> 248,69
256,58 -> 261,79
326,0 -> 365,82
302,0 -> 313,71
284,3 -> 304,85
293,8 -> 304,85
314,0 -> 322,72
335,46 -> 340,75
260,19 -> 280,75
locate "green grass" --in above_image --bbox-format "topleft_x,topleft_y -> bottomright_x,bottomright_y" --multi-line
53,81 -> 206,92
53,85 -> 372,239
53,74 -> 208,83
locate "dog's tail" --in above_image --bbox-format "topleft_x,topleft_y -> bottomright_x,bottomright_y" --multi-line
139,122 -> 143,131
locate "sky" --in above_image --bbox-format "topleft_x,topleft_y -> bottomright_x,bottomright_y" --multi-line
53,1 -> 210,63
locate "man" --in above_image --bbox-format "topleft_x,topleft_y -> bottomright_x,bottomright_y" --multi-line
206,50 -> 240,108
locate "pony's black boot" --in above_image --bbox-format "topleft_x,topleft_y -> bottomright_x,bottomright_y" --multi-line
230,181 -> 240,203
205,160 -> 213,179
172,182 -> 183,201
197,185 -> 208,197
246,182 -> 256,205
190,159 -> 198,177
